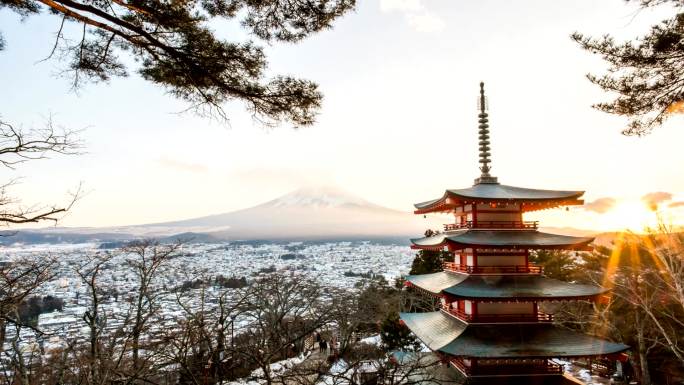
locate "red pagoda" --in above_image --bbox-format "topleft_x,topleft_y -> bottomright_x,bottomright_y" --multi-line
400,83 -> 628,385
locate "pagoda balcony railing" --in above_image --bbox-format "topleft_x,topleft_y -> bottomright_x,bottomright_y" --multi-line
442,262 -> 543,275
443,221 -> 538,231
441,305 -> 553,323
449,357 -> 563,376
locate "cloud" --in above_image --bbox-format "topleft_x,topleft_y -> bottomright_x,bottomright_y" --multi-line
641,191 -> 673,211
157,157 -> 208,173
379,0 -> 445,33
668,201 -> 684,208
583,197 -> 616,214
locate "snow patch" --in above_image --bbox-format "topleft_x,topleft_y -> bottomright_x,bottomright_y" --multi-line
268,186 -> 372,209
222,353 -> 311,385
359,334 -> 382,346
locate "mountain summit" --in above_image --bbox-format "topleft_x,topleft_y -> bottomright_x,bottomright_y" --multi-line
262,186 -> 379,209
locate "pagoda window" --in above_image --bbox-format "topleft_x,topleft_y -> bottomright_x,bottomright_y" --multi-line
459,252 -> 467,266
466,254 -> 475,267
477,302 -> 534,316
474,211 -> 522,223
452,213 -> 466,226
477,254 -> 526,267
464,300 -> 474,315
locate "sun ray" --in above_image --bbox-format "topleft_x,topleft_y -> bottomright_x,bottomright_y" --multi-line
592,231 -> 625,337
629,234 -> 641,270
640,231 -> 666,272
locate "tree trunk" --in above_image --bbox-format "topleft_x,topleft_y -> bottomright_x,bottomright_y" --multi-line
262,362 -> 272,385
637,326 -> 651,385
131,271 -> 150,374
0,317 -> 5,354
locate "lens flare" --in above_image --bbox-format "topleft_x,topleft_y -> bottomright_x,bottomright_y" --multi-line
597,200 -> 659,232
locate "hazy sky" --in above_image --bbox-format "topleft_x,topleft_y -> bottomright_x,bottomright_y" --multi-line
1,0 -> 683,232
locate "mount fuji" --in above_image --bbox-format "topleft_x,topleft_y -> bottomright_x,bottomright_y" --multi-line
13,186 -> 437,243
139,185 -> 432,240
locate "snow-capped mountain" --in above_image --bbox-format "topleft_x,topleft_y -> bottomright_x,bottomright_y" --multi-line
141,185 -> 432,240
263,186 -> 380,209
18,186 -> 437,242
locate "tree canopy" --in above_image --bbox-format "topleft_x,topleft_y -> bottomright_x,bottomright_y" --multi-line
573,0 -> 684,135
0,0 -> 356,126
409,249 -> 449,275
380,312 -> 422,352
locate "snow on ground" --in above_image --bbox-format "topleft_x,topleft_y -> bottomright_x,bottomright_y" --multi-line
557,359 -> 611,385
359,334 -> 381,346
257,352 -> 311,376
316,359 -> 351,385
222,352 -> 312,385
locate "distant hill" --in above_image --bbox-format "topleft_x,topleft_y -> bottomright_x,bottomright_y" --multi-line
538,227 -> 599,237
0,230 -> 131,245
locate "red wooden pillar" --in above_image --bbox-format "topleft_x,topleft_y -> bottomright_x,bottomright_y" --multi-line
472,202 -> 478,227
473,300 -> 479,320
446,244 -> 455,264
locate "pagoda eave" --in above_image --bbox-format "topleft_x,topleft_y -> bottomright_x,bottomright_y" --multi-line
443,351 -> 629,360
414,199 -> 585,215
410,244 -> 445,250
410,242 -> 593,252
405,272 -> 608,301
443,294 -> 603,302
414,184 -> 586,214
405,271 -> 467,295
400,311 -> 629,360
441,276 -> 608,300
410,230 -> 594,251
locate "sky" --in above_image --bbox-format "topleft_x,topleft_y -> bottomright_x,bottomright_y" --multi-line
1,0 -> 683,232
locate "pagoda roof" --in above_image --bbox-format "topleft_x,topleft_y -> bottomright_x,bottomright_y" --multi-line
442,275 -> 607,300
400,311 -> 628,359
400,310 -> 468,350
414,183 -> 584,214
410,229 -> 593,251
405,271 -> 468,295
405,272 -> 607,300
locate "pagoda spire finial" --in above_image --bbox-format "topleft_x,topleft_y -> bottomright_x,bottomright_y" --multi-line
474,82 -> 498,185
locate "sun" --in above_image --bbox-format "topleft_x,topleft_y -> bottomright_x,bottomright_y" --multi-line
597,200 -> 658,232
